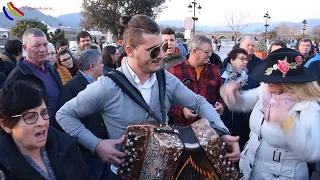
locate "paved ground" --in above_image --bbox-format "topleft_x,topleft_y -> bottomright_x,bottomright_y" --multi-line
215,47 -> 320,180
215,47 -> 232,61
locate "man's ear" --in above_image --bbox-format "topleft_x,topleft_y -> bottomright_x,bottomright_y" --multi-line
126,45 -> 135,58
0,119 -> 11,134
22,44 -> 27,52
89,63 -> 95,70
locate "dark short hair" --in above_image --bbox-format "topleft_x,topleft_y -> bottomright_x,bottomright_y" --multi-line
120,16 -> 131,26
123,14 -> 160,48
0,80 -> 47,129
77,31 -> 92,43
5,39 -> 23,56
269,40 -> 287,52
56,40 -> 68,51
102,46 -> 117,68
226,48 -> 248,64
161,28 -> 175,36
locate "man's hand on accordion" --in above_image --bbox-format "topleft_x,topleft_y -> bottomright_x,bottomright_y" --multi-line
95,135 -> 127,166
220,135 -> 241,162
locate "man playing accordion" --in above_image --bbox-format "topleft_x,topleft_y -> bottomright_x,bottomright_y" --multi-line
56,15 -> 240,180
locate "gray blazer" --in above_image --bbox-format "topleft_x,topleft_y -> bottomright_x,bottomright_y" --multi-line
56,61 -> 228,152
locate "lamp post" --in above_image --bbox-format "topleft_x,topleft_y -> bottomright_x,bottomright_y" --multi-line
188,0 -> 201,37
263,11 -> 271,43
302,19 -> 307,37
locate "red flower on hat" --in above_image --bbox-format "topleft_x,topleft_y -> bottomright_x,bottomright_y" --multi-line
277,60 -> 290,75
295,56 -> 303,65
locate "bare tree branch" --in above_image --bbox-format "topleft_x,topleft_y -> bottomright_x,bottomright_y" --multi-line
225,10 -> 249,44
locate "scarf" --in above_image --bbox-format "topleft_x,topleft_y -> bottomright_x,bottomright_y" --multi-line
262,89 -> 296,121
224,63 -> 248,87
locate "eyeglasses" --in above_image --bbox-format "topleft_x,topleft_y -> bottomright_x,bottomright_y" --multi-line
197,48 -> 214,55
60,56 -> 72,63
237,56 -> 248,62
134,42 -> 167,59
11,108 -> 51,124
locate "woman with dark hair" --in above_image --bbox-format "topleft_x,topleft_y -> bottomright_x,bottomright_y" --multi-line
0,80 -> 94,179
56,49 -> 79,76
221,48 -> 257,150
102,46 -> 120,70
269,40 -> 287,53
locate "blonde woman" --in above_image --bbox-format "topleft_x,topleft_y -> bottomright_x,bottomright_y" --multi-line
220,48 -> 320,179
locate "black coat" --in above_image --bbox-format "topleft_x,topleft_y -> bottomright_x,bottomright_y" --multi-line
0,72 -> 5,88
0,127 -> 95,180
0,58 -> 15,77
5,59 -> 63,130
58,72 -> 108,143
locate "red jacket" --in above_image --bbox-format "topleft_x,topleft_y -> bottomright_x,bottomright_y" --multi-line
169,59 -> 225,125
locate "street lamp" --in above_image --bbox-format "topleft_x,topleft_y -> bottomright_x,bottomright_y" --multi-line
263,11 -> 271,43
302,19 -> 307,37
188,0 -> 202,37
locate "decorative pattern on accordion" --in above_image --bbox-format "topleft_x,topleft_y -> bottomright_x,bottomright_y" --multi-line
118,120 -> 241,180
191,119 -> 241,180
118,124 -> 184,180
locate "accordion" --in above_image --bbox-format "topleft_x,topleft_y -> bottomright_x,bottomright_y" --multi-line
118,119 -> 241,180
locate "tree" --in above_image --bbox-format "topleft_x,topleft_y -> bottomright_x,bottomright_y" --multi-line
10,18 -> 66,46
312,25 -> 320,35
224,10 -> 249,45
276,23 -> 290,35
288,25 -> 300,40
50,29 -> 67,47
81,0 -> 167,41
262,28 -> 277,41
10,18 -> 49,40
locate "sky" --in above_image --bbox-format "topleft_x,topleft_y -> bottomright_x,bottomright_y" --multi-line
1,0 -> 318,26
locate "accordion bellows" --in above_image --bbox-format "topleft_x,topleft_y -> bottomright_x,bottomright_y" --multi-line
118,119 -> 241,180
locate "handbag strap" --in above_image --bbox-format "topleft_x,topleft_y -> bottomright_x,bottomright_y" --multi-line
104,69 -> 166,124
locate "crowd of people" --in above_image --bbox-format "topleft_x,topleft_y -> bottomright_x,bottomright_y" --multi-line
0,14 -> 320,180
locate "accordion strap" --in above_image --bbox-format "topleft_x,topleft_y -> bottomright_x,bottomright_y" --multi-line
104,69 -> 166,125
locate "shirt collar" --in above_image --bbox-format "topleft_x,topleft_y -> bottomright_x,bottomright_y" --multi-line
80,71 -> 95,84
125,58 -> 156,86
24,58 -> 48,74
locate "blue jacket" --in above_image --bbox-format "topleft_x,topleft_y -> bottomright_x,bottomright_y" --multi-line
305,51 -> 320,68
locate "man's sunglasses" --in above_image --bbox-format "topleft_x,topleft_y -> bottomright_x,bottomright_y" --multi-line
134,42 -> 168,59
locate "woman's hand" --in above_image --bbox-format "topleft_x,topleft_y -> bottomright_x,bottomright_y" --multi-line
269,96 -> 290,124
222,81 -> 241,104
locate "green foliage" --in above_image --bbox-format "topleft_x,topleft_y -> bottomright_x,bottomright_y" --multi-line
81,0 -> 167,40
9,18 -> 66,46
255,39 -> 267,52
10,18 -> 49,39
49,29 -> 67,48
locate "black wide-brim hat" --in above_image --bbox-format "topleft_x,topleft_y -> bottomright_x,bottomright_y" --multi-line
252,48 -> 318,83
